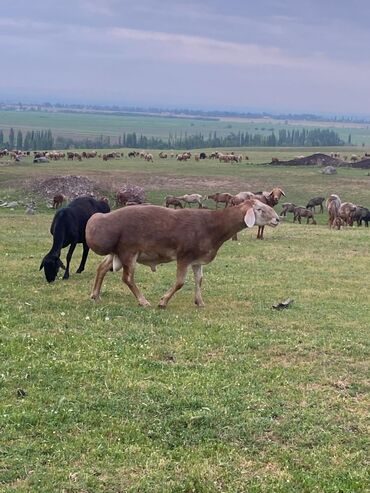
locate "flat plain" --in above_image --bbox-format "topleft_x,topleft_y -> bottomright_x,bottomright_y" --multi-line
1,109 -> 370,144
0,150 -> 369,492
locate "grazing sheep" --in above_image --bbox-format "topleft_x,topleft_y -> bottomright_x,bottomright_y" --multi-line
293,207 -> 316,225
326,194 -> 341,228
52,194 -> 66,209
339,202 -> 357,226
280,202 -> 296,217
176,194 -> 204,208
306,196 -> 325,213
207,192 -> 233,208
230,191 -> 255,206
40,197 -> 110,283
352,206 -> 370,227
165,196 -> 183,209
86,199 -> 280,308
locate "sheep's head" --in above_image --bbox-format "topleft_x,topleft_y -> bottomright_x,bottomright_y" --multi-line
243,200 -> 280,228
269,188 -> 286,204
40,254 -> 66,283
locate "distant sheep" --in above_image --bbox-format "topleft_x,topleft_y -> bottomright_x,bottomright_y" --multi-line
352,206 -> 370,227
207,192 -> 233,208
326,194 -> 341,229
52,194 -> 66,209
280,202 -> 296,217
176,194 -> 204,208
339,202 -> 357,226
165,196 -> 183,209
306,196 -> 325,213
293,206 -> 316,225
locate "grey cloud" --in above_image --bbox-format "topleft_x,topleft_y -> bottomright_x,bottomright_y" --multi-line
1,0 -> 370,114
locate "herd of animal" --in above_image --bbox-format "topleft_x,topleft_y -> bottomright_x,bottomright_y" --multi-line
40,181 -> 369,308
280,195 -> 370,228
2,148 -> 250,164
40,194 -> 280,307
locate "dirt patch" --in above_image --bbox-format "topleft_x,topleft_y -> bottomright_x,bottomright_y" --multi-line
113,173 -> 249,192
27,175 -> 103,201
350,158 -> 370,169
23,171 -> 253,204
270,153 -> 342,167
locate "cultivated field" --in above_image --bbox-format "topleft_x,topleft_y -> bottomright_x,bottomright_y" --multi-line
1,150 -> 369,492
1,110 -> 370,144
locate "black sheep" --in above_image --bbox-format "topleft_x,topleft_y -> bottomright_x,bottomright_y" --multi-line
40,196 -> 110,283
306,196 -> 325,213
352,206 -> 370,227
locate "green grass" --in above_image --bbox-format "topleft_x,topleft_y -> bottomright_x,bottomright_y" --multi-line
0,151 -> 369,492
1,110 -> 370,144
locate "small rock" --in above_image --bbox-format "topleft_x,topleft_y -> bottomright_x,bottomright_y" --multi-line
272,298 -> 294,310
17,389 -> 27,398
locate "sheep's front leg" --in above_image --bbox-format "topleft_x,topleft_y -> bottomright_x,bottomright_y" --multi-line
91,254 -> 113,301
122,255 -> 151,307
158,262 -> 188,308
76,242 -> 89,273
192,264 -> 205,307
63,243 -> 77,279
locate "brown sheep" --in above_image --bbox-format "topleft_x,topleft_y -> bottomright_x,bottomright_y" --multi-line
165,196 -> 183,209
326,194 -> 341,228
280,202 -> 296,216
86,200 -> 280,308
293,207 -> 316,225
207,192 -> 233,208
52,194 -> 66,209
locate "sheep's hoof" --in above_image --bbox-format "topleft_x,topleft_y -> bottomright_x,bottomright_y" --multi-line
76,268 -> 84,274
158,301 -> 167,309
90,293 -> 100,302
62,273 -> 70,280
139,299 -> 151,307
195,300 -> 205,308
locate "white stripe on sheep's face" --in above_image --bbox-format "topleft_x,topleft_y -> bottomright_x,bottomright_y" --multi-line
246,200 -> 280,228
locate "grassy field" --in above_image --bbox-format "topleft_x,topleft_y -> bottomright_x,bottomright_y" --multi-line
1,110 -> 370,145
0,151 -> 369,492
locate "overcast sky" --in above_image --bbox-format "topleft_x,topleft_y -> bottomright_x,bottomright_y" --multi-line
2,0 -> 370,115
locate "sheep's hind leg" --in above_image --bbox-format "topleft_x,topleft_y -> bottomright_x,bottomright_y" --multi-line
192,264 -> 205,307
122,255 -> 151,307
158,261 -> 188,308
90,254 -> 113,301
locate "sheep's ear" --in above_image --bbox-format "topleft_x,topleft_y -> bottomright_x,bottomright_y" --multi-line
281,190 -> 286,197
244,207 -> 256,228
39,259 -> 45,270
58,259 -> 66,270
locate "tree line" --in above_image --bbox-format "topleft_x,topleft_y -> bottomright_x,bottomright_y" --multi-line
0,127 -> 344,150
0,128 -> 53,150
